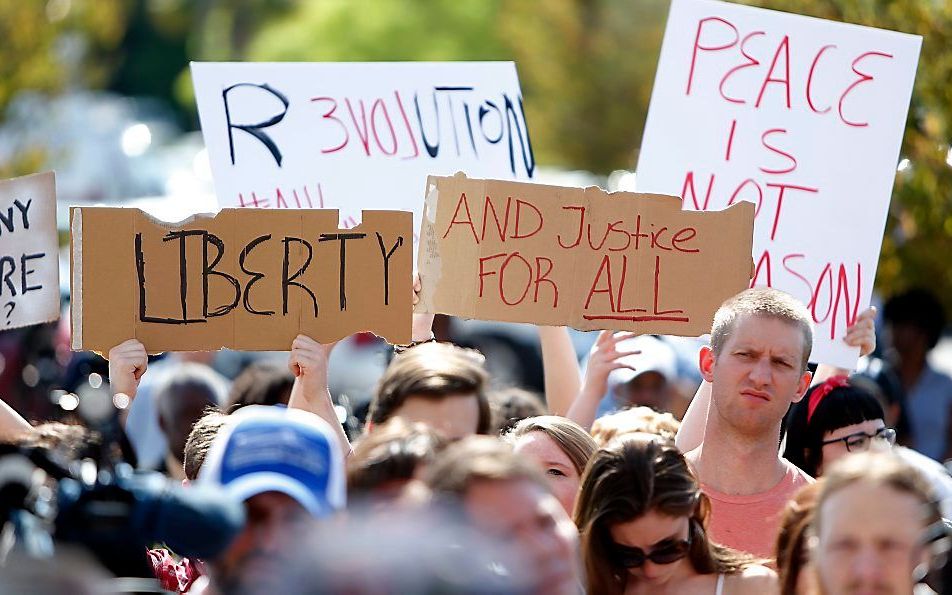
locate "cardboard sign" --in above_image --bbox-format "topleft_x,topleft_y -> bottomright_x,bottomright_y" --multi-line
637,0 -> 921,367
0,172 -> 59,330
71,207 -> 412,353
417,174 -> 755,336
192,62 -> 534,237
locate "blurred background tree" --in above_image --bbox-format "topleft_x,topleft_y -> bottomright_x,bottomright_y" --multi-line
0,0 -> 128,177
0,0 -> 949,309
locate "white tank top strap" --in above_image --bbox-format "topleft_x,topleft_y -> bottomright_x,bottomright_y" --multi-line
714,573 -> 725,595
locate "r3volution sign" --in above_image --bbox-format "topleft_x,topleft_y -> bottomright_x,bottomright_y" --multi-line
192,61 -> 534,238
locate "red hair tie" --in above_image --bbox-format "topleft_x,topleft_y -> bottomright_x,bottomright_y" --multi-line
807,375 -> 850,424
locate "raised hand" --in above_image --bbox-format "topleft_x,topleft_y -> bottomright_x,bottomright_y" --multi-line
108,339 -> 148,399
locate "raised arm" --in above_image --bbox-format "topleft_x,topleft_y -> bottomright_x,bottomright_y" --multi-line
107,338 -> 148,426
812,306 -> 877,384
566,330 -> 638,430
675,379 -> 711,453
537,326 -> 581,416
288,334 -> 351,457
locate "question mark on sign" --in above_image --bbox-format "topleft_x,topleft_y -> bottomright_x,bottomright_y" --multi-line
4,301 -> 14,326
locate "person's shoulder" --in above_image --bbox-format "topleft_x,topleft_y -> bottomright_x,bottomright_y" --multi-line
781,457 -> 815,486
730,564 -> 778,594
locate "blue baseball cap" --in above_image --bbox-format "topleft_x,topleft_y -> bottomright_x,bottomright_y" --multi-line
199,405 -> 346,518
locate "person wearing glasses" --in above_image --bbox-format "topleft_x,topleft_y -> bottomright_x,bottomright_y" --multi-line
784,374 -> 952,518
783,375 -> 896,477
575,435 -> 777,595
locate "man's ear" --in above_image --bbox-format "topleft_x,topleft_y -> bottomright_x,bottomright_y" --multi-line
792,370 -> 813,403
699,346 -> 716,383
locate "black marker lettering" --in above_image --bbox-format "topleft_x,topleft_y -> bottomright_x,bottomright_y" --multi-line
20,252 -> 44,293
375,233 -> 404,306
223,82 -> 290,167
239,234 -> 274,315
282,237 -> 318,317
0,256 -> 16,296
202,232 -> 240,317
318,233 -> 366,311
135,233 -> 205,324
414,91 -> 440,158
13,199 -> 31,229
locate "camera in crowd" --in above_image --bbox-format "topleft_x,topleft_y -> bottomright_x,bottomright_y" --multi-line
0,384 -> 243,582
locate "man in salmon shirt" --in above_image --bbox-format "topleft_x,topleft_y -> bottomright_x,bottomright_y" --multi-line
684,288 -> 816,558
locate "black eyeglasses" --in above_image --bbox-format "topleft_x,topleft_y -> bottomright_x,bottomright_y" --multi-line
612,534 -> 692,568
821,427 -> 897,453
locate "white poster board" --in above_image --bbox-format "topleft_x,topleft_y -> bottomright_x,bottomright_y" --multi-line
637,0 -> 921,367
192,62 -> 535,239
0,172 -> 59,330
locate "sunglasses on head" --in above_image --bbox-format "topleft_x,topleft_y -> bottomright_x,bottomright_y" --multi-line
612,533 -> 693,568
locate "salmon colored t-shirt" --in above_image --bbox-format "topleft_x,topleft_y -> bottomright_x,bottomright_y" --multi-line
701,459 -> 814,559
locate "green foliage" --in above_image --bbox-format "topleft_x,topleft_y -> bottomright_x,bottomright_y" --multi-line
499,0 -> 668,173
247,0 -> 508,61
0,0 -> 128,176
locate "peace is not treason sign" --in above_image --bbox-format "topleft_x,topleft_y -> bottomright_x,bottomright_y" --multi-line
638,0 -> 921,367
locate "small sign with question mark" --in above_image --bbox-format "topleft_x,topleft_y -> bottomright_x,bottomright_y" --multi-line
0,171 -> 59,331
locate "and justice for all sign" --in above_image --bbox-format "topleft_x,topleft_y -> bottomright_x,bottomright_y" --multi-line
417,174 -> 755,337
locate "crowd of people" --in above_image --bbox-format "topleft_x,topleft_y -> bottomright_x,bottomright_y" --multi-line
1,283 -> 951,595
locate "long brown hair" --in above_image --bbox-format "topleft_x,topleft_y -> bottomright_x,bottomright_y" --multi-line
574,435 -> 762,595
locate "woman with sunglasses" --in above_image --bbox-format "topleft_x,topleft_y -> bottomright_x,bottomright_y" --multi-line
783,375 -> 896,477
575,435 -> 776,594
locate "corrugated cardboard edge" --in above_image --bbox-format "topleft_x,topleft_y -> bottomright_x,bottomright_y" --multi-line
415,176 -> 443,314
70,208 -> 83,350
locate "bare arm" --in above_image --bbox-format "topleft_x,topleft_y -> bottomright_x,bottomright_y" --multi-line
537,326 -> 581,416
288,334 -> 352,457
675,380 -> 710,453
107,339 -> 148,426
0,398 -> 32,440
410,273 -> 436,343
566,331 -> 638,430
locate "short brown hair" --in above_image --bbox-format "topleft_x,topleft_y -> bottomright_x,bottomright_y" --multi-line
425,436 -> 547,497
711,288 -> 813,369
814,451 -> 939,536
503,415 -> 597,476
348,419 -> 447,495
183,408 -> 226,480
370,342 -> 491,434
590,406 -> 680,447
